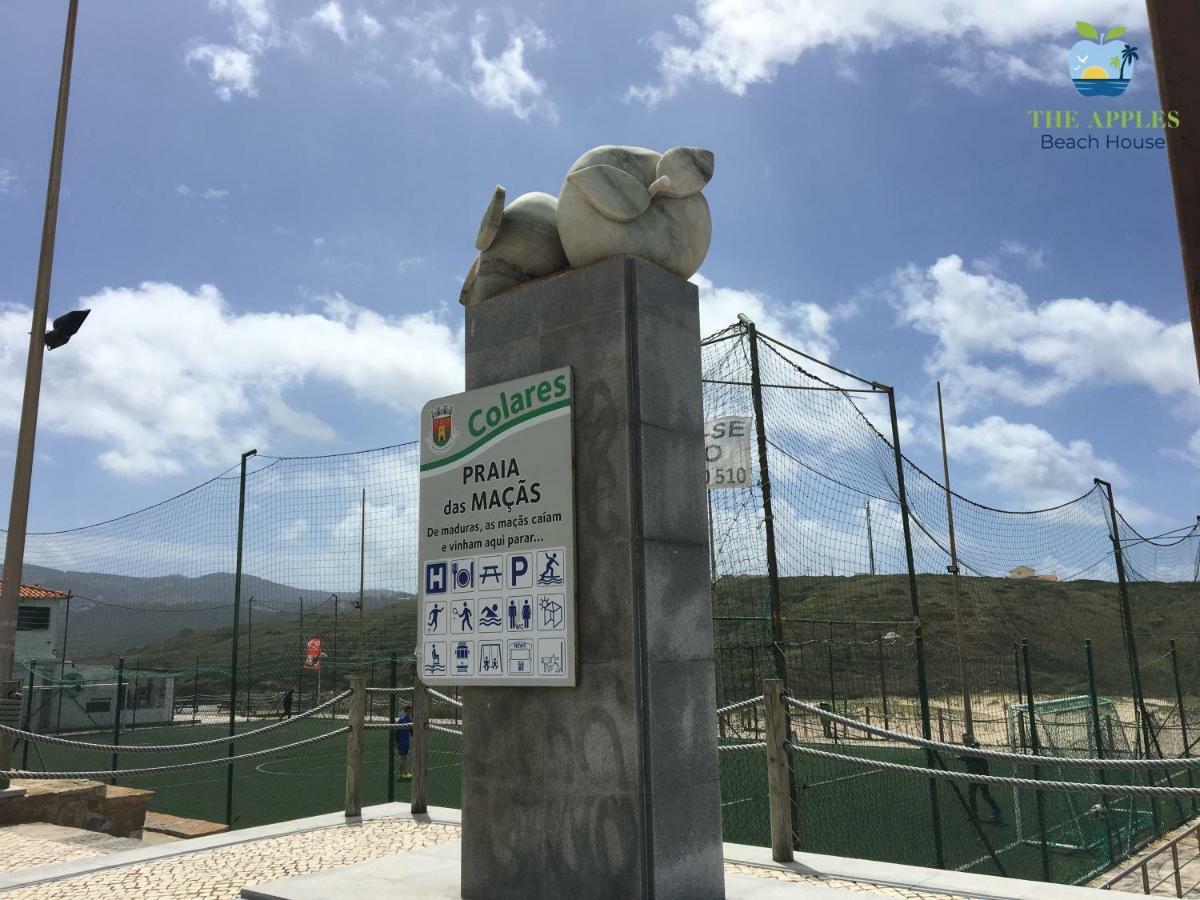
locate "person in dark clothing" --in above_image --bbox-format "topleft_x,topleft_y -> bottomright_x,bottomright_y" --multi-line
280,689 -> 294,719
818,702 -> 834,739
395,705 -> 414,781
960,735 -> 1002,823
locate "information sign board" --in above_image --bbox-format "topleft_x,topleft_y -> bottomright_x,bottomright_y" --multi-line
705,416 -> 753,489
417,368 -> 575,686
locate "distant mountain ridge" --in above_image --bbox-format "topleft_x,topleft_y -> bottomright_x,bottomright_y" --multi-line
20,564 -> 413,658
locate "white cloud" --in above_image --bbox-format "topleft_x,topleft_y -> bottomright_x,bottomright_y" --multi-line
188,0 -> 278,99
393,6 -> 462,88
186,44 -> 259,100
889,254 -> 1197,411
694,273 -> 835,361
945,415 -> 1124,509
191,1 -> 550,120
630,0 -> 1145,104
310,2 -> 349,43
177,184 -> 231,204
0,161 -> 20,195
0,284 -> 463,478
468,16 -> 557,123
211,0 -> 275,51
354,9 -> 383,40
997,239 -> 1046,272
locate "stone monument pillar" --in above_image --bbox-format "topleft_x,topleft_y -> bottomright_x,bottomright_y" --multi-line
460,255 -> 725,899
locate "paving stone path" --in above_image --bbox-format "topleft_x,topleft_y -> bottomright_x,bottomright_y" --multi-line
724,863 -> 965,898
1,817 -> 968,899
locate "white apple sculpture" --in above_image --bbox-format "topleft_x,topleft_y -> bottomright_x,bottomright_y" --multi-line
555,145 -> 715,279
460,187 -> 568,307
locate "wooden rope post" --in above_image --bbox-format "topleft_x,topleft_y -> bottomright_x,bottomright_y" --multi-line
344,672 -> 366,818
410,677 -> 430,815
764,677 -> 794,862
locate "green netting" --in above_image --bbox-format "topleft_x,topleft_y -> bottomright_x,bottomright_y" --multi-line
2,320 -> 1196,888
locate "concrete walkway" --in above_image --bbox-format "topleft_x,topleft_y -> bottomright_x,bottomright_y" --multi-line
0,803 -> 1114,899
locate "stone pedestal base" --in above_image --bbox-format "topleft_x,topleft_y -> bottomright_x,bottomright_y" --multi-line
459,256 -> 724,899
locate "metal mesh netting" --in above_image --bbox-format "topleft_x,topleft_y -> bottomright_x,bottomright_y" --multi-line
698,324 -> 1197,883
3,321 -> 1196,886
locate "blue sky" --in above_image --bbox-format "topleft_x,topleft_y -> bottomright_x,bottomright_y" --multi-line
1,0 -> 1195,535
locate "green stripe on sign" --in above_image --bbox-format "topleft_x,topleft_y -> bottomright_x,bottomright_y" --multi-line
420,398 -> 571,472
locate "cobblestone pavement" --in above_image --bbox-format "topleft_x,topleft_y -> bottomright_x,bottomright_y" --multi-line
0,828 -> 108,873
4,818 -> 459,900
725,863 -> 968,898
3,818 -> 973,899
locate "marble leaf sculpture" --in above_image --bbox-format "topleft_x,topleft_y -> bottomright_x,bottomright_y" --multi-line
459,187 -> 568,307
459,146 -> 714,305
556,145 -> 714,279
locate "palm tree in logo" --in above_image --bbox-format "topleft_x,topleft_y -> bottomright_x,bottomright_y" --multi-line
1119,44 -> 1138,80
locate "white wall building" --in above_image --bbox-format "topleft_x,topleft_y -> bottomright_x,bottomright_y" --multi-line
5,581 -> 175,733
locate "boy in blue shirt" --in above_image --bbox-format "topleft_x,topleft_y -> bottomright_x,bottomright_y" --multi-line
395,705 -> 414,781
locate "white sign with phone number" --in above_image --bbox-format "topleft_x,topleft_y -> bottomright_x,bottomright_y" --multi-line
705,416 -> 753,489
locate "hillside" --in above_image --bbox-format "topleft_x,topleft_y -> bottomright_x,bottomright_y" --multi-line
82,597 -> 420,696
74,568 -> 1199,705
714,572 -> 1197,701
22,564 -> 414,657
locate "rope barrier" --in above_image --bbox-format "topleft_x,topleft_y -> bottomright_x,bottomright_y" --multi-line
365,722 -> 413,730
429,724 -> 463,736
718,696 -> 763,716
0,689 -> 353,753
2,728 -> 349,780
428,690 -> 462,708
786,697 -> 1200,771
719,742 -> 767,753
786,743 -> 1200,799
365,686 -> 413,694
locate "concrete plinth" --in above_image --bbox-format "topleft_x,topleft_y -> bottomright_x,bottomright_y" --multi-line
460,256 -> 724,899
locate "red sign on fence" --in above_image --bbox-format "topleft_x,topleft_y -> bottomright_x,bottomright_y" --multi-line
304,637 -> 323,670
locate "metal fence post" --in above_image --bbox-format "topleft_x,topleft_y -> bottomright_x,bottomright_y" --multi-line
885,385 -> 944,869
410,676 -> 430,814
877,636 -> 890,731
387,656 -> 397,803
742,316 -> 801,846
226,448 -> 255,828
1021,640 -> 1051,882
19,662 -> 35,769
1095,480 -> 1150,755
741,316 -> 786,685
56,593 -> 70,734
763,678 -> 794,862
130,662 -> 140,731
110,657 -> 124,786
1085,640 -> 1117,866
1171,640 -> 1196,816
345,672 -> 366,818
192,657 -> 199,725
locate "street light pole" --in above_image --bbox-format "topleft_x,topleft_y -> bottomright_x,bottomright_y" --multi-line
0,0 -> 81,790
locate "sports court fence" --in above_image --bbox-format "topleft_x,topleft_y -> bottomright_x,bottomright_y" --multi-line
2,318 -> 1197,887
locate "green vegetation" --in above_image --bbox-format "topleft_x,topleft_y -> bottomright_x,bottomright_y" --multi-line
714,572 -> 1198,702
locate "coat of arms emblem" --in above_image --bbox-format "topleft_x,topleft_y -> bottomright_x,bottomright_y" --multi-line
431,405 -> 453,450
